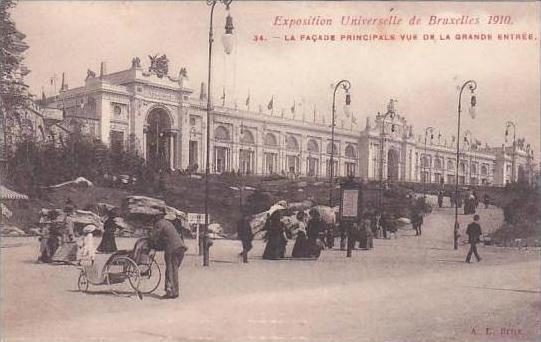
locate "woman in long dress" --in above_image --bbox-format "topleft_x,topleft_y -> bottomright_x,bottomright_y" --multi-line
306,209 -> 324,258
97,209 -> 119,253
292,212 -> 309,258
51,206 -> 78,263
262,210 -> 286,260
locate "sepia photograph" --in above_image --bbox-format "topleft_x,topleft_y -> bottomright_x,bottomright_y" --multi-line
1,1 -> 540,341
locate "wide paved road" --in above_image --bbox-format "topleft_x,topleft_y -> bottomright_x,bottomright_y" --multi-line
2,205 -> 540,342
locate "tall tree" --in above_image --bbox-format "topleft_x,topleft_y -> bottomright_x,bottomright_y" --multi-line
1,0 -> 31,166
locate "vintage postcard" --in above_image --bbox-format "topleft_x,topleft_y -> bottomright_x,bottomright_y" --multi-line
1,1 -> 539,341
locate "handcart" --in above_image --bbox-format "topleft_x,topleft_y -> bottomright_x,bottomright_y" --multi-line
77,238 -> 161,297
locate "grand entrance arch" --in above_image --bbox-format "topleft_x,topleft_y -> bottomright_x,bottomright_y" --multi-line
387,148 -> 400,181
146,107 -> 172,170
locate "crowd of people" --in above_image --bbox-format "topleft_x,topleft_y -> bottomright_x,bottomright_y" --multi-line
37,200 -> 76,263
445,189 -> 490,214
236,201 -> 392,262
36,186 -> 491,300
37,200 -> 188,300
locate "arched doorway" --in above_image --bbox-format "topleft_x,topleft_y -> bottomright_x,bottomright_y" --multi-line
387,149 -> 399,181
146,108 -> 172,170
517,165 -> 526,182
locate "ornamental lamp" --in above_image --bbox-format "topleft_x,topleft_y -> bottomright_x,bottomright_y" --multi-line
345,92 -> 351,106
222,10 -> 235,55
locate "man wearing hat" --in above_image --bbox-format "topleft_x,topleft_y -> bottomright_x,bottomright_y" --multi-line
236,209 -> 254,263
465,214 -> 482,263
150,208 -> 188,299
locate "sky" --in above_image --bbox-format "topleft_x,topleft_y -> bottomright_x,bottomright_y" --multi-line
12,1 -> 540,157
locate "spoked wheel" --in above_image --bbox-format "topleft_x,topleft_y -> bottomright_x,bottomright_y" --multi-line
78,271 -> 89,292
105,256 -> 140,297
137,260 -> 161,294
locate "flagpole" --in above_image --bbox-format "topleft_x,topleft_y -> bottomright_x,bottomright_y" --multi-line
222,86 -> 226,107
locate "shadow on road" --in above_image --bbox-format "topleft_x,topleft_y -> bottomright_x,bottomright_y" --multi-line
66,289 -> 142,298
435,259 -> 467,264
463,286 -> 541,294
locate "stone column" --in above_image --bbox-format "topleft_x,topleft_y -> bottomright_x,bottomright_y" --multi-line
169,133 -> 175,170
142,125 -> 148,161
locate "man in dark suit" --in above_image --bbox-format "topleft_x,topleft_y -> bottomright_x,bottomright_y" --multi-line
236,211 -> 254,263
150,209 -> 188,299
465,214 -> 482,263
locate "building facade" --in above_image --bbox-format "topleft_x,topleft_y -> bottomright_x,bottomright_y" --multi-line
42,57 -> 536,186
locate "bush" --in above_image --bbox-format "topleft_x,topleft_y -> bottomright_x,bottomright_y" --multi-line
6,134 -> 153,195
491,183 -> 539,245
244,190 -> 275,216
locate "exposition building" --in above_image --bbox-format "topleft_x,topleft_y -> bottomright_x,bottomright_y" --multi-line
40,57 -> 536,187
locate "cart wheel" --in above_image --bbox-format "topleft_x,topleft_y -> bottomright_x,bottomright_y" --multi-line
137,260 -> 161,294
105,256 -> 140,296
78,271 -> 89,292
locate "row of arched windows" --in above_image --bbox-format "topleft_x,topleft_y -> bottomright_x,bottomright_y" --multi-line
420,155 -> 489,175
214,125 -> 357,158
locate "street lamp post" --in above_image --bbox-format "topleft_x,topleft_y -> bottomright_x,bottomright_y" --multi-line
423,127 -> 434,196
204,0 -> 234,267
464,129 -> 473,185
454,80 -> 477,250
378,101 -> 396,214
505,121 -> 516,183
329,80 -> 351,207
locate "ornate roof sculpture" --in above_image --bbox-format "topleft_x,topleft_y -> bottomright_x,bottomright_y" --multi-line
148,54 -> 169,78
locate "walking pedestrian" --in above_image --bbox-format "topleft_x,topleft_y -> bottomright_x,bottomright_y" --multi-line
96,208 -> 119,253
358,217 -> 373,249
437,191 -> 444,208
411,209 -> 423,236
325,224 -> 335,249
292,212 -> 309,258
450,192 -> 456,208
262,209 -> 287,260
62,202 -> 75,243
473,190 -> 480,210
307,208 -> 324,258
380,211 -> 389,239
237,210 -> 254,263
149,209 -> 188,299
483,193 -> 490,209
339,220 -> 347,250
465,214 -> 482,263
463,191 -> 471,215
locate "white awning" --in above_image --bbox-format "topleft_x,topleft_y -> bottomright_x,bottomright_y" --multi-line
0,186 -> 29,200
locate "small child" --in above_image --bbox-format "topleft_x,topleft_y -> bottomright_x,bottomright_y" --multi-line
79,225 -> 96,265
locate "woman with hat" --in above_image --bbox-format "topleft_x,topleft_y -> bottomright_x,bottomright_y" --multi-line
306,208 -> 324,258
38,210 -> 62,263
97,208 -> 119,253
62,201 -> 75,243
262,209 -> 287,260
292,211 -> 309,258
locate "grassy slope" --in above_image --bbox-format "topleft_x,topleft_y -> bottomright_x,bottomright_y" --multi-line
6,174 -> 389,234
10,173 -> 517,235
